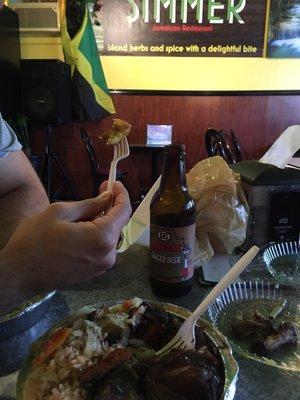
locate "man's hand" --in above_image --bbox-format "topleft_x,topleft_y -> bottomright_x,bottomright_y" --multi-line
0,182 -> 131,314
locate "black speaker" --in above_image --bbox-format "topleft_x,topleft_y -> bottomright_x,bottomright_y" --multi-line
0,5 -> 21,118
20,59 -> 72,123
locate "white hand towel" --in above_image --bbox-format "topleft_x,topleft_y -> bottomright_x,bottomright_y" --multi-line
117,177 -> 160,252
260,125 -> 300,169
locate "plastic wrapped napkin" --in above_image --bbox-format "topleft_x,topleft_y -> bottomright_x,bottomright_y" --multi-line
186,156 -> 249,264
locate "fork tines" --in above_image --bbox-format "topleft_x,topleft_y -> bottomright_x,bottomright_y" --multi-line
156,336 -> 186,357
117,137 -> 130,159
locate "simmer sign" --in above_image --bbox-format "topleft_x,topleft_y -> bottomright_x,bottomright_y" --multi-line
102,0 -> 268,57
127,0 -> 246,24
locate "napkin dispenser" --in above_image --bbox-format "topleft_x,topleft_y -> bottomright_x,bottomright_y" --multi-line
230,160 -> 300,249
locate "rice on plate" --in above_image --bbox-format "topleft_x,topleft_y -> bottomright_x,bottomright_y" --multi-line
17,297 -> 236,400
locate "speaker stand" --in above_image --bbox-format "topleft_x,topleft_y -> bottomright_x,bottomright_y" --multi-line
43,125 -> 78,203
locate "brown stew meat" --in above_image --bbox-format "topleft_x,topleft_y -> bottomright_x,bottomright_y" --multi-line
231,310 -> 298,356
82,302 -> 224,400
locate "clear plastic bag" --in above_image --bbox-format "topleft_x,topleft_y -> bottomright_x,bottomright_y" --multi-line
186,156 -> 249,264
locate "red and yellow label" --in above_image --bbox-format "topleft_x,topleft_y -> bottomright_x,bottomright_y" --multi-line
150,223 -> 196,283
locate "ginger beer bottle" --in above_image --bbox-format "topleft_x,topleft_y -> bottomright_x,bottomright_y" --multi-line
150,144 -> 196,297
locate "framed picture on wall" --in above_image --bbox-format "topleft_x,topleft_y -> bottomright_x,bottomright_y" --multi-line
267,0 -> 300,58
147,125 -> 172,145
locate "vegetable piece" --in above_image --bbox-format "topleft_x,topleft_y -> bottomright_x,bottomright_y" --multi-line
123,299 -> 134,311
34,327 -> 70,365
269,299 -> 288,320
80,348 -> 132,383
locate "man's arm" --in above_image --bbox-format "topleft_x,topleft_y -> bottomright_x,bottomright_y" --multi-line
0,182 -> 131,315
0,150 -> 49,248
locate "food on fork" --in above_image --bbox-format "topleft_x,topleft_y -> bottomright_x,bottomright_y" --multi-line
101,118 -> 131,145
18,298 -> 224,400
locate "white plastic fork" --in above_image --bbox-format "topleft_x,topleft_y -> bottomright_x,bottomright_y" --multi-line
156,245 -> 260,357
107,137 -> 130,193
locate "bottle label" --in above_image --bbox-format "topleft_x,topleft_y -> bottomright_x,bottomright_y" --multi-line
150,223 -> 196,283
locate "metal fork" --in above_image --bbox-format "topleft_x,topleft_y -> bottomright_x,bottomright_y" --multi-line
156,245 -> 260,357
107,137 -> 130,193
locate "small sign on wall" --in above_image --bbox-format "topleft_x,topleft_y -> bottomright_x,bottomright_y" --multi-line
147,125 -> 172,145
98,0 -> 268,57
267,0 -> 300,58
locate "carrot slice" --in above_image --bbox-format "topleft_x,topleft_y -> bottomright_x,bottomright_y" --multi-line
35,327 -> 70,365
122,299 -> 133,310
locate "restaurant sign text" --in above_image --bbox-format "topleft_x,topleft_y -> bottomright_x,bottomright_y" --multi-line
102,0 -> 268,57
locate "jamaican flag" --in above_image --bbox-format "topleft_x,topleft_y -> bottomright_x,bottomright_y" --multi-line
60,0 -> 115,121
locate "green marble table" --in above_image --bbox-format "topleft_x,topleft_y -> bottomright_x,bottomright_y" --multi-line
0,244 -> 299,399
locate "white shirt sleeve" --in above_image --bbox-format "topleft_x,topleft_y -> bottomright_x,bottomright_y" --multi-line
0,113 -> 22,159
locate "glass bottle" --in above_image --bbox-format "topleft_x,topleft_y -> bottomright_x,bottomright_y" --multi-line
149,144 -> 196,297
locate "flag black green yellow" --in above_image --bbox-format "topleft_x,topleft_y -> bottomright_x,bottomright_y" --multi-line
60,0 -> 115,121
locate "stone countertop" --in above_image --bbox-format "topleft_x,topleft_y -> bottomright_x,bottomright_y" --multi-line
0,244 -> 299,399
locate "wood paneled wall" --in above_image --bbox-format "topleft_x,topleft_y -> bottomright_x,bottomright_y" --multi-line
30,94 -> 300,202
